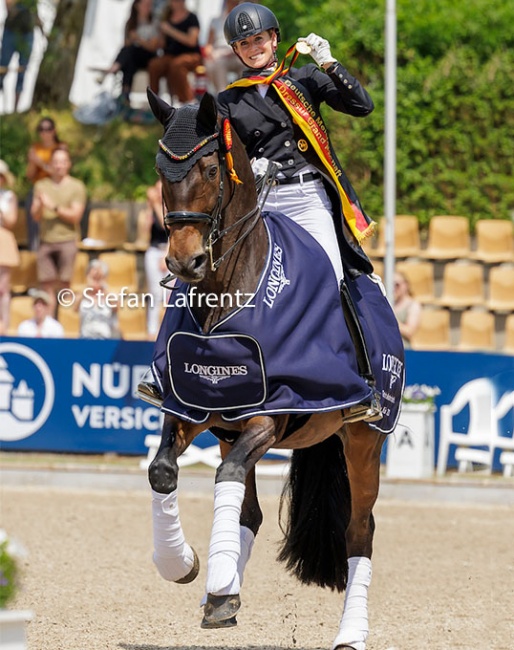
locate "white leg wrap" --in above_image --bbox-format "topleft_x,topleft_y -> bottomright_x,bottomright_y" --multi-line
332,556 -> 372,650
151,489 -> 195,582
200,524 -> 255,606
205,481 -> 245,596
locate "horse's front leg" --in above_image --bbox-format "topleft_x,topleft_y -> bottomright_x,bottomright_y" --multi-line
148,414 -> 201,584
202,416 -> 277,628
333,422 -> 385,650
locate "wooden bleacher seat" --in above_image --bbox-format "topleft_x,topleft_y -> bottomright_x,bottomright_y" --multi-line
79,208 -> 128,251
396,260 -> 436,305
420,215 -> 471,260
70,250 -> 91,294
10,250 -> 38,294
58,306 -> 80,338
7,295 -> 33,335
410,307 -> 451,350
469,219 -> 514,264
123,208 -> 151,253
456,309 -> 496,351
98,251 -> 139,294
12,205 -> 28,249
485,264 -> 514,313
117,304 -> 148,340
434,261 -> 485,309
503,314 -> 514,355
374,215 -> 421,258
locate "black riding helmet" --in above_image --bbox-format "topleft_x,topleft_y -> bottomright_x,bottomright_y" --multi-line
224,2 -> 281,45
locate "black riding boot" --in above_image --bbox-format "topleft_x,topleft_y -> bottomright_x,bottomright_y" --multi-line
339,279 -> 382,423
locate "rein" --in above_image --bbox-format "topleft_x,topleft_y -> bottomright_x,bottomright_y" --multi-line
161,131 -> 261,272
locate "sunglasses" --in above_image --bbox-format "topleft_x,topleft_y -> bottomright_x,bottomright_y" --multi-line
38,125 -> 54,132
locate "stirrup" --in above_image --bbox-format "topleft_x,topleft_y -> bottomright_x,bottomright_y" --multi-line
343,390 -> 382,424
137,381 -> 163,407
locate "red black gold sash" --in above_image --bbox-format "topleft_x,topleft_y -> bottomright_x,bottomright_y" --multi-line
226,45 -> 375,243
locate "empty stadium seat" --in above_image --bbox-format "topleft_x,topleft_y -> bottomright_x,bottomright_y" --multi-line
10,250 -> 38,294
410,307 -> 451,350
435,261 -> 485,309
98,251 -> 139,294
58,306 -> 80,338
485,264 -> 514,313
123,208 -> 151,253
70,250 -> 91,294
117,304 -> 148,340
396,260 -> 436,304
7,295 -> 33,335
79,208 -> 128,251
456,309 -> 496,351
374,215 -> 421,258
469,219 -> 514,264
420,215 -> 471,260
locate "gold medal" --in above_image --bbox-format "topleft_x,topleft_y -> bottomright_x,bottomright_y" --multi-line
298,139 -> 308,152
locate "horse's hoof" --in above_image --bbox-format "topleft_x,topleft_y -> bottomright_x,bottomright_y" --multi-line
174,548 -> 200,584
203,593 -> 241,624
200,615 -> 237,629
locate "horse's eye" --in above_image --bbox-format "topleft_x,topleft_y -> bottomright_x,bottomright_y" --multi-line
206,165 -> 218,181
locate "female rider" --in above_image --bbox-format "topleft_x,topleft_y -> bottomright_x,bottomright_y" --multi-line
217,2 -> 381,420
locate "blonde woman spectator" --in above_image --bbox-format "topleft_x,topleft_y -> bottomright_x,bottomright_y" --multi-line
393,271 -> 421,348
75,259 -> 120,339
0,159 -> 19,334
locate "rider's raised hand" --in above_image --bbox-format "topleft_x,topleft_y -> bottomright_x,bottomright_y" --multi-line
298,33 -> 337,68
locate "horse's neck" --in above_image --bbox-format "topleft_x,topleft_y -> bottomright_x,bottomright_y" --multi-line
194,213 -> 267,332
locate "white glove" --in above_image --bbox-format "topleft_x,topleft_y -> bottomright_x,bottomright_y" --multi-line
298,33 -> 337,67
250,157 -> 281,180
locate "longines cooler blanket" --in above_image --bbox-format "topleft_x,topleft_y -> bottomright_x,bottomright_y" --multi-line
151,211 -> 404,432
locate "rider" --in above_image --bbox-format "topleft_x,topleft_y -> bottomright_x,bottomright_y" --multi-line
217,2 -> 381,420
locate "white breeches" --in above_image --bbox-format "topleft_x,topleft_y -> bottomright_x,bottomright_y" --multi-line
262,177 -> 344,284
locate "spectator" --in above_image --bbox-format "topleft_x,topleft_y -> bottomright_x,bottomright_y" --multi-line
393,271 -> 421,348
75,259 -> 120,339
31,147 -> 87,315
101,0 -> 160,106
148,0 -> 202,104
203,0 -> 243,94
0,0 -> 43,112
17,288 -> 64,338
144,178 -> 174,338
25,116 -> 63,250
0,159 -> 19,335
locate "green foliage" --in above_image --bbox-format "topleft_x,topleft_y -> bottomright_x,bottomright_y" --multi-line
0,540 -> 18,608
269,0 -> 514,227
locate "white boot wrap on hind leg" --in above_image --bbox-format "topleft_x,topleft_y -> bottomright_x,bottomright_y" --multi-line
200,524 -> 255,606
151,489 -> 195,582
332,556 -> 372,650
205,481 -> 246,596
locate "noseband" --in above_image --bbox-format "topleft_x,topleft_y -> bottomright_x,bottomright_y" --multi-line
159,130 -> 260,271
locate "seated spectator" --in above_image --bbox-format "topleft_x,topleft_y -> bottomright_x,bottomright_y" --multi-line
0,0 -> 44,112
25,117 -> 63,250
75,259 -> 120,339
17,289 -> 64,338
31,146 -> 87,315
203,0 -> 243,94
148,0 -> 202,104
101,0 -> 160,105
393,271 -> 421,348
0,159 -> 19,335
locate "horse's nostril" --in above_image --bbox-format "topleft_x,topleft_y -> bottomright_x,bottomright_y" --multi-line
192,254 -> 207,270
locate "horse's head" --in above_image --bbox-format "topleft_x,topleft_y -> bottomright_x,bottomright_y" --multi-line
148,89 -> 256,284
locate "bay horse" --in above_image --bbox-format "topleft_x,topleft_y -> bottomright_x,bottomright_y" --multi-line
142,89 -> 404,650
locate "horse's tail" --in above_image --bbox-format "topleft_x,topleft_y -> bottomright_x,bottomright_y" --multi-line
278,433 -> 350,592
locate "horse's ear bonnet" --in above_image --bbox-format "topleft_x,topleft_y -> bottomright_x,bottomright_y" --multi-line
152,92 -> 221,183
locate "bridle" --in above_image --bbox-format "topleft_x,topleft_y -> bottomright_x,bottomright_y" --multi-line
160,130 -> 260,273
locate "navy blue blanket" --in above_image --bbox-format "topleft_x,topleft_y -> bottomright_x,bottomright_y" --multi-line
152,211 -> 404,433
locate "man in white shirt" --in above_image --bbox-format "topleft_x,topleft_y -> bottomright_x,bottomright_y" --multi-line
17,289 -> 64,338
